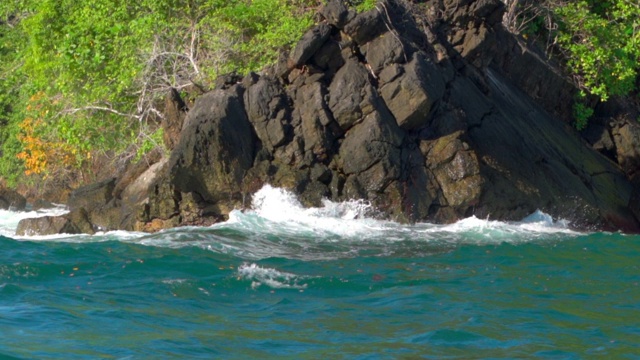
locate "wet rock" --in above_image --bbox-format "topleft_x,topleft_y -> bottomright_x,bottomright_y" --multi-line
39,0 -> 640,233
16,216 -> 68,236
31,199 -> 55,211
16,208 -> 94,236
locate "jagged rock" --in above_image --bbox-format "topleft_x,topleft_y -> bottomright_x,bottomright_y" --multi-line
443,0 -> 504,27
458,23 -> 496,68
0,187 -> 26,211
289,23 -> 332,68
312,40 -> 345,74
31,199 -> 54,211
244,76 -> 289,151
113,148 -> 163,200
65,207 -> 95,235
296,81 -> 339,162
170,89 -> 256,207
343,7 -> 387,45
328,59 -> 378,130
163,88 -> 188,150
380,52 -> 445,130
468,69 -> 638,231
320,0 -> 354,29
362,33 -> 407,74
339,109 -> 404,176
423,132 -> 484,212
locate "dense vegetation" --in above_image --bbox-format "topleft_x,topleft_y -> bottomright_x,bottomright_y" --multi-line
0,0 -> 317,190
504,0 -> 640,129
0,0 -> 638,193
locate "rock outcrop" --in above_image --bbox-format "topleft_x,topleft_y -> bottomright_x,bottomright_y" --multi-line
0,186 -> 26,211
17,0 -> 640,235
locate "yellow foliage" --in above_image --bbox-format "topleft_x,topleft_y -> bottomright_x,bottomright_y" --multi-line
16,95 -> 83,178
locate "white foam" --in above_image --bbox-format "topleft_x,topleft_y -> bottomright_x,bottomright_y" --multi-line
238,184 -> 393,238
0,205 -> 68,238
2,185 -> 583,257
237,263 -> 310,289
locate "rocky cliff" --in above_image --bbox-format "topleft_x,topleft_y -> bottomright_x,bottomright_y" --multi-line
17,0 -> 640,235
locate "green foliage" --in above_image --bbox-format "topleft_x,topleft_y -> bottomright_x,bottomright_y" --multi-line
0,0 -> 317,185
554,0 -> 640,102
202,0 -> 316,75
508,0 -> 639,129
572,99 -> 594,131
353,0 -> 378,12
135,127 -> 165,162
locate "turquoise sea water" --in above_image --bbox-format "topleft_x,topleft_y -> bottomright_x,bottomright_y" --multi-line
1,186 -> 639,359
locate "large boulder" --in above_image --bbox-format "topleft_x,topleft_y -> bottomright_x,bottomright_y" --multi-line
319,0 -> 354,29
244,76 -> 290,151
362,33 -> 407,75
289,23 -> 332,68
422,131 -> 484,218
16,208 -> 94,236
343,7 -> 386,45
328,59 -> 378,130
169,88 -> 256,211
379,52 -> 446,130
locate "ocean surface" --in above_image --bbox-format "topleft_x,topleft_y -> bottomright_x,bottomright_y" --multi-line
1,185 -> 639,359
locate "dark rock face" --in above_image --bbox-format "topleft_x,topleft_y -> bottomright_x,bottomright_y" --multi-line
0,187 -> 26,211
68,178 -> 116,212
170,90 -> 256,204
163,88 -> 188,150
380,52 -> 445,130
289,23 -> 333,68
17,0 -> 640,235
328,59 -> 378,130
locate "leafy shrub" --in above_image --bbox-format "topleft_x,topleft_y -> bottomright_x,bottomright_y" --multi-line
0,0 -> 318,186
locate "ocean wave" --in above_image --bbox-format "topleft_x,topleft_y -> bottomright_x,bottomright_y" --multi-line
1,185 -> 584,260
236,263 -> 311,290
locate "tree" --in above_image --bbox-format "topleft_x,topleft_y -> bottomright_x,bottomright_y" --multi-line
0,0 -> 317,187
503,0 -> 640,129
